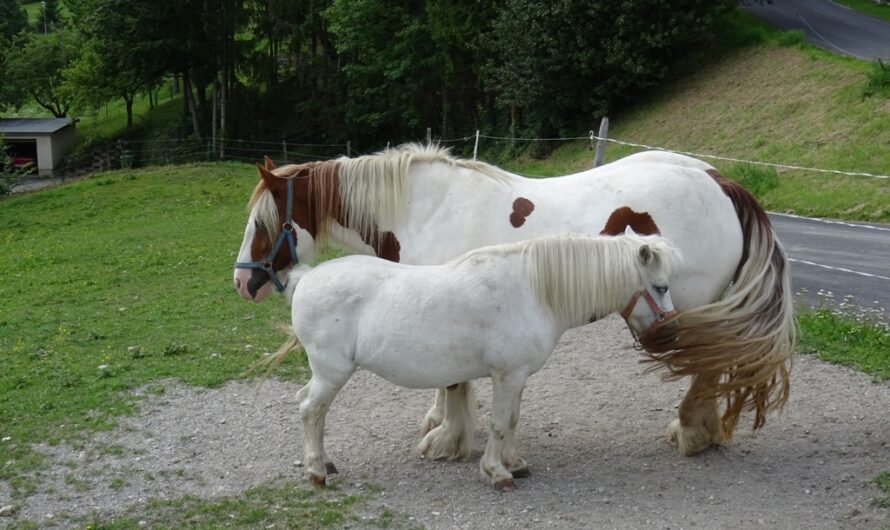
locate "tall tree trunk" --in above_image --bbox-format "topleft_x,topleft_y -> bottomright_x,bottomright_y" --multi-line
124,94 -> 134,128
183,70 -> 202,141
212,79 -> 218,155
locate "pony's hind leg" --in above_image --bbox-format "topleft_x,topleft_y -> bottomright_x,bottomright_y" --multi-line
667,372 -> 727,456
480,373 -> 526,491
417,382 -> 475,461
421,388 -> 447,433
299,369 -> 353,486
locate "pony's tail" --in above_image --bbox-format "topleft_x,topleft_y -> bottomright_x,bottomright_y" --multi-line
639,172 -> 796,437
246,265 -> 313,384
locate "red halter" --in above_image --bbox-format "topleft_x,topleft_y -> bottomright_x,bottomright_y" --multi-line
620,289 -> 677,336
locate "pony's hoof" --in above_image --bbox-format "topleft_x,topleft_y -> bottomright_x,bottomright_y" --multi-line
509,466 -> 531,479
494,478 -> 515,492
325,462 -> 339,475
309,474 -> 326,487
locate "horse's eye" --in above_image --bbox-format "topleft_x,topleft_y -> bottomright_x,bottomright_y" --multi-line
655,285 -> 669,295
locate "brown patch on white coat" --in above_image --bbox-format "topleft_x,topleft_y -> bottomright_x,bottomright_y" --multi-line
600,206 -> 660,236
510,197 -> 535,228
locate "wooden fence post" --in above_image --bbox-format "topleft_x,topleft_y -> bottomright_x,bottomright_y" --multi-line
426,127 -> 432,145
347,141 -> 352,157
282,140 -> 288,163
594,116 -> 609,167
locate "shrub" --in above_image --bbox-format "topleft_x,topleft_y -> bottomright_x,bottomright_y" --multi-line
777,30 -> 806,48
864,59 -> 890,98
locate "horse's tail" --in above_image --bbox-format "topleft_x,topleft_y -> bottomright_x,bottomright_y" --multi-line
639,170 -> 796,437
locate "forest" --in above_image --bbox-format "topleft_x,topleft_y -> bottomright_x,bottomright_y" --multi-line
0,0 -> 733,149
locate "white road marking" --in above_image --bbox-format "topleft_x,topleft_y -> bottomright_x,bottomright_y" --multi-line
789,258 -> 890,281
770,212 -> 890,233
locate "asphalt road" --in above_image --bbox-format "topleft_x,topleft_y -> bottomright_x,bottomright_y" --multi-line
740,0 -> 890,60
770,213 -> 890,320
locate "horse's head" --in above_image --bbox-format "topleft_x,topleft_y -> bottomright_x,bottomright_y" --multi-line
620,228 -> 679,337
233,158 -> 325,301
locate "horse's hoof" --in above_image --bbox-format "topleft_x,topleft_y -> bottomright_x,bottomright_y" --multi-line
494,478 -> 515,492
309,474 -> 326,487
325,462 -> 339,475
509,466 -> 531,479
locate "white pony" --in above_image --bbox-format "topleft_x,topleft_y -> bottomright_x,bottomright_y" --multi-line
289,232 -> 678,491
233,144 -> 795,461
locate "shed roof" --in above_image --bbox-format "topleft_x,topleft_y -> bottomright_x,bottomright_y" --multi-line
0,118 -> 73,135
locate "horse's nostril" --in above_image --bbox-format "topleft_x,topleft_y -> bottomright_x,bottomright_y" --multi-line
235,278 -> 242,290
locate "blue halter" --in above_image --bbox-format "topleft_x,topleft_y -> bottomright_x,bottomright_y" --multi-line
234,178 -> 298,292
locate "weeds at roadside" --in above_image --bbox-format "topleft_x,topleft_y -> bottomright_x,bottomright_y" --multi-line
873,471 -> 890,508
797,290 -> 890,381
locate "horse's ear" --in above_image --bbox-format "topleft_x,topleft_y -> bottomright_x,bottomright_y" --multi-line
257,165 -> 278,187
639,244 -> 653,266
624,225 -> 638,237
263,156 -> 277,171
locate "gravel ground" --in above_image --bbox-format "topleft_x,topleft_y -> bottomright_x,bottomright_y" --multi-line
4,316 -> 889,529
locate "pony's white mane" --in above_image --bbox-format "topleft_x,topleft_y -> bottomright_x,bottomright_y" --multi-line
337,143 -> 512,239
516,234 -> 678,325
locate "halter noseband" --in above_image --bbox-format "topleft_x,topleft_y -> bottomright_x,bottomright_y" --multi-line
234,178 -> 298,292
619,288 -> 677,337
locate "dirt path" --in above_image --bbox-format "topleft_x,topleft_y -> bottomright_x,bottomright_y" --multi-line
5,317 -> 890,528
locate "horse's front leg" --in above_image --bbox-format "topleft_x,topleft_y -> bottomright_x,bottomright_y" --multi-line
667,372 -> 727,456
480,372 -> 527,491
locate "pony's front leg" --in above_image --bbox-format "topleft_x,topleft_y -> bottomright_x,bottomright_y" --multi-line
480,373 -> 526,492
417,383 -> 475,461
300,370 -> 352,486
501,385 -> 529,478
667,372 -> 727,456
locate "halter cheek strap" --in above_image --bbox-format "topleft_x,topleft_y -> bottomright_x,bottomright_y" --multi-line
234,178 -> 299,292
620,289 -> 677,333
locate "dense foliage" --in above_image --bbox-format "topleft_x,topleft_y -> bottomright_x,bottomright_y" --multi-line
0,0 -> 733,146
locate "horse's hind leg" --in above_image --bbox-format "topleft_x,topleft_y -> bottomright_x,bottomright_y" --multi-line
667,372 -> 726,456
480,372 -> 526,491
299,369 -> 353,486
417,382 -> 475,460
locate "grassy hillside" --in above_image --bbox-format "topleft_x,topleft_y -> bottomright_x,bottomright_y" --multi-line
505,17 -> 890,222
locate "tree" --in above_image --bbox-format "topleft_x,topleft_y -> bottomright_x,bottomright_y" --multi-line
65,0 -> 176,127
5,31 -> 78,117
485,0 -> 734,136
0,0 -> 29,113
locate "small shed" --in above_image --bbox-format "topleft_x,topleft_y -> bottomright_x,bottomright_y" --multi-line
0,118 -> 77,177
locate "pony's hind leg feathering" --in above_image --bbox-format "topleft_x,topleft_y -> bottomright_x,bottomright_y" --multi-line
417,382 -> 476,461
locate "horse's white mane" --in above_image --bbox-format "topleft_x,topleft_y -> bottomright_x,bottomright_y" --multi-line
499,234 -> 678,324
337,143 -> 512,238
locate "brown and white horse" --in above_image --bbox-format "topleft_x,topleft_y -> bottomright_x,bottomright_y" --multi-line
232,144 -> 795,460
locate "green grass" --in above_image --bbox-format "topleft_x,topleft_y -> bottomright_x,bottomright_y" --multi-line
798,308 -> 890,381
874,471 -> 890,508
59,480 -> 401,529
0,163 -> 299,495
502,12 -> 890,222
834,0 -> 890,23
